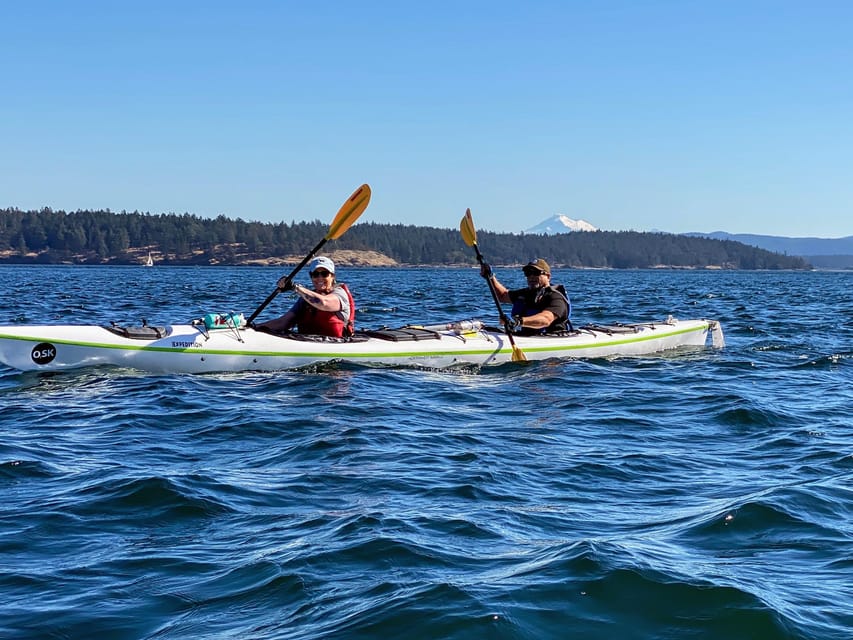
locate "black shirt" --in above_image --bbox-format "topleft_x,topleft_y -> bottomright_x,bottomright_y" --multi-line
508,285 -> 570,334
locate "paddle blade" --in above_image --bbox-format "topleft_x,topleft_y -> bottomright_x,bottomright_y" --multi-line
460,208 -> 477,247
326,184 -> 371,240
511,344 -> 528,362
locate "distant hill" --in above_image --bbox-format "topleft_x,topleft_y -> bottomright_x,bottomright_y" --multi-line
0,207 -> 810,270
525,215 -> 598,234
686,232 -> 853,269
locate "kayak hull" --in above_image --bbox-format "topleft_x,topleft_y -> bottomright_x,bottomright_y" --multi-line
0,318 -> 724,374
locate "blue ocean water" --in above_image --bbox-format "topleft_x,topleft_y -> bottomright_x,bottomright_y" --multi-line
1,265 -> 851,639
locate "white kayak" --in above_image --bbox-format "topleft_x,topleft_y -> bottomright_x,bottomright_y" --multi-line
0,315 -> 724,374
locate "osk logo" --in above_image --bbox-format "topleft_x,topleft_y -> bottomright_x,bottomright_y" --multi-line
31,343 -> 57,365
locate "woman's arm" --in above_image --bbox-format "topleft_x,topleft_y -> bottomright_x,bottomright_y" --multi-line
293,284 -> 344,312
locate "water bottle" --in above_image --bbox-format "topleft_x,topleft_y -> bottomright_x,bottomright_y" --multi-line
448,320 -> 483,334
203,313 -> 245,329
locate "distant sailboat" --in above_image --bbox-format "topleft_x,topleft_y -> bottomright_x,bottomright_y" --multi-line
145,252 -> 154,267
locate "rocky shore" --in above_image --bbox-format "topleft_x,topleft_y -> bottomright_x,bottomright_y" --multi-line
237,249 -> 399,268
0,248 -> 401,267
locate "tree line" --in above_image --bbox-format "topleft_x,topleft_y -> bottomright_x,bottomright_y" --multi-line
0,207 -> 810,269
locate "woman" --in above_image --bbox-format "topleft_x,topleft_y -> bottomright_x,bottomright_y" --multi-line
256,256 -> 355,337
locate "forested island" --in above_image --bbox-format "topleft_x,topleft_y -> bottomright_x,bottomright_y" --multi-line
0,207 -> 811,270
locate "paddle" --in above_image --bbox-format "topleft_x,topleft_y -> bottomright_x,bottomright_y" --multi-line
460,208 -> 527,362
246,184 -> 371,326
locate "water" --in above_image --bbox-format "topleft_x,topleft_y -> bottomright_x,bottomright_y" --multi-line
1,265 -> 851,639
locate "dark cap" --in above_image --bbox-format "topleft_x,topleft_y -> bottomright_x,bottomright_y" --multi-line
522,258 -> 551,275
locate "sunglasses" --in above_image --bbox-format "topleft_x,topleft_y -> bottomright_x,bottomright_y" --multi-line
310,270 -> 332,278
523,268 -> 546,276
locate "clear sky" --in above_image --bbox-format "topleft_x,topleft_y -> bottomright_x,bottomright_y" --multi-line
2,1 -> 851,238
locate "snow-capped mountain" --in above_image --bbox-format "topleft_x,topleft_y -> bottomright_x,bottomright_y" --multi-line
525,214 -> 598,235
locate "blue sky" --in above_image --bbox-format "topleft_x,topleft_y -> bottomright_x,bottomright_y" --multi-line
2,1 -> 851,238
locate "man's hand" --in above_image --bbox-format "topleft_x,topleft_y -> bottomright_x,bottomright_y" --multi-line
277,277 -> 294,292
479,263 -> 493,279
504,315 -> 523,332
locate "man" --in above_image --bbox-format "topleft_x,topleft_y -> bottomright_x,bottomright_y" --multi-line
481,258 -> 570,334
256,256 -> 355,337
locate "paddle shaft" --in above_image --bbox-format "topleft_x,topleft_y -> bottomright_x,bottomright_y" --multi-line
471,244 -> 525,357
459,208 -> 526,361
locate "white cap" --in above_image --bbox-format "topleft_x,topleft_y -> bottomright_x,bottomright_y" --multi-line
309,256 -> 335,274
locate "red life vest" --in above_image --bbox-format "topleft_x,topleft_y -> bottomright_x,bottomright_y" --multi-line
296,283 -> 356,337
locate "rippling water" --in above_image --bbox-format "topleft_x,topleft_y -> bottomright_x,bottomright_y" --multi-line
1,265 -> 851,639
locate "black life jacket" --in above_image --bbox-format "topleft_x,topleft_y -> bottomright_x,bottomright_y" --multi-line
511,284 -> 572,333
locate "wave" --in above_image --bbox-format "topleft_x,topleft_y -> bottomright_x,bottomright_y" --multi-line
61,475 -> 235,522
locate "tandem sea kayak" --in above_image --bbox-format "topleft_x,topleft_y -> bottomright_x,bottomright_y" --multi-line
0,315 -> 725,374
